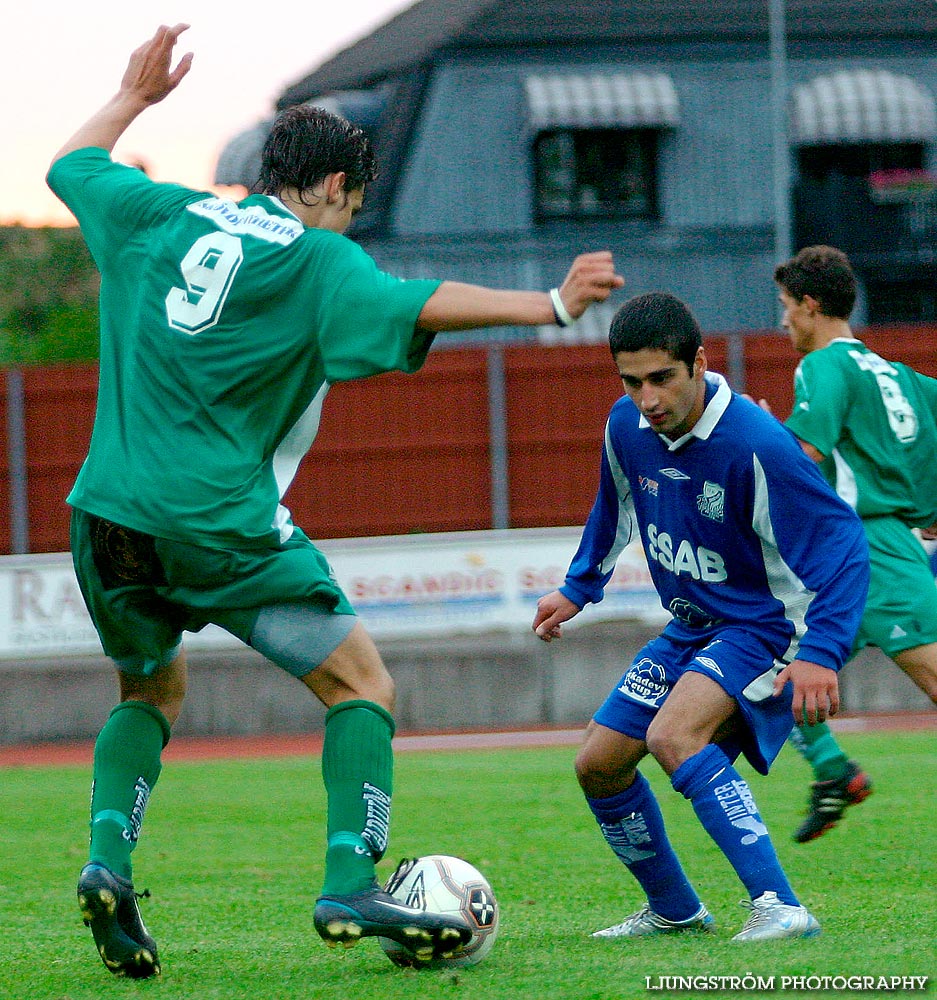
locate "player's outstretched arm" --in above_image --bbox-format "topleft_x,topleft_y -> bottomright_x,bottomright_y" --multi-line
741,395 -> 828,464
773,658 -> 840,726
741,393 -> 774,414
51,24 -> 193,165
532,590 -> 582,643
416,252 -> 624,332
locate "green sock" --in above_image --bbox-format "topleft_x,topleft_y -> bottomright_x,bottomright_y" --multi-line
789,721 -> 849,782
88,701 -> 170,881
320,700 -> 395,895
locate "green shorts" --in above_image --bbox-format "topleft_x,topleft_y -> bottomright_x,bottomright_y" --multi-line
855,516 -> 937,658
71,508 -> 357,677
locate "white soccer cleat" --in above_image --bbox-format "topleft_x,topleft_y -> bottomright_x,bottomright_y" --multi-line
592,903 -> 714,938
731,891 -> 821,941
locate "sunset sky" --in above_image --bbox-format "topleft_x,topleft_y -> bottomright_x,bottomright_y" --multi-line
2,0 -> 414,226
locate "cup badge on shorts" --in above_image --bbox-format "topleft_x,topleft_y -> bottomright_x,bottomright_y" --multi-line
618,657 -> 668,706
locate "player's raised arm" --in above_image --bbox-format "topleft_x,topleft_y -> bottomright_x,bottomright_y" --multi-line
51,24 -> 193,165
415,251 -> 624,332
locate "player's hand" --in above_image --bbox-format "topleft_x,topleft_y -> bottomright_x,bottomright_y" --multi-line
741,393 -> 774,415
556,252 -> 625,320
774,658 -> 840,726
50,23 -> 193,166
532,590 -> 581,642
120,24 -> 193,109
920,521 -> 937,541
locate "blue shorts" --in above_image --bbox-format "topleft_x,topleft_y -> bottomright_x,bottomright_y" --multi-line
593,627 -> 795,775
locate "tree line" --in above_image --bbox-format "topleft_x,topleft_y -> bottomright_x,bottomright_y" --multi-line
0,226 -> 99,365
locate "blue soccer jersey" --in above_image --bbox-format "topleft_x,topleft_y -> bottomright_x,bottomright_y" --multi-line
561,373 -> 869,671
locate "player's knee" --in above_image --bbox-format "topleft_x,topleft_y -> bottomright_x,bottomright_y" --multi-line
645,718 -> 693,775
915,668 -> 937,704
574,746 -> 627,796
157,691 -> 186,727
161,679 -> 187,725
120,671 -> 187,727
894,646 -> 937,703
573,747 -> 593,788
311,660 -> 396,712
351,657 -> 395,709
919,660 -> 937,703
367,668 -> 396,712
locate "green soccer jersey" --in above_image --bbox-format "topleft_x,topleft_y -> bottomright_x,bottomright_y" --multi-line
785,337 -> 937,526
47,148 -> 442,548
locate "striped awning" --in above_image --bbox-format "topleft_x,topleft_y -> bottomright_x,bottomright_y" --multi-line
525,72 -> 680,130
791,70 -> 937,145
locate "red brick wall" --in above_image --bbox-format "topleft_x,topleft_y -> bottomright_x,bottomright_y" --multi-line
293,348 -> 493,538
3,328 -> 936,553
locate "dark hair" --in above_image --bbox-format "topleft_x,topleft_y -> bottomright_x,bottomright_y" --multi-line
608,292 -> 702,372
257,105 -> 377,202
773,245 -> 856,320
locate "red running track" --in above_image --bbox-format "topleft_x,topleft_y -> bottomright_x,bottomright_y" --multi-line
0,712 -> 932,769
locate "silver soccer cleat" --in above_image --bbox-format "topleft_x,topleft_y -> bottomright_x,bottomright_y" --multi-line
592,903 -> 714,938
731,891 -> 821,941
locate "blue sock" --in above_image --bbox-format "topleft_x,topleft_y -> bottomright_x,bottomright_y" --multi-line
587,771 -> 703,921
671,744 -> 798,905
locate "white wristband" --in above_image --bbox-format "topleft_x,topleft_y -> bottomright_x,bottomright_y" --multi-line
550,287 -> 575,328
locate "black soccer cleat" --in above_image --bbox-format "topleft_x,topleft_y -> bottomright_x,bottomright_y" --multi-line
793,760 -> 873,843
314,881 -> 471,962
77,863 -> 160,978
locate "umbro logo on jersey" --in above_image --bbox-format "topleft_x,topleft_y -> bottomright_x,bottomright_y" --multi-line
660,468 -> 691,480
890,624 -> 908,639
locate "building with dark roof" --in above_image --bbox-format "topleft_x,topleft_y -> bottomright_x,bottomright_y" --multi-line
216,0 -> 937,339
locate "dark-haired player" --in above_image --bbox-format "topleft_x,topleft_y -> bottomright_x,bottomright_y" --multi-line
534,291 -> 868,941
769,245 -> 937,842
47,24 -> 623,978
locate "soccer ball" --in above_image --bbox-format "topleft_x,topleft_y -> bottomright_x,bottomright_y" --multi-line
379,855 -> 499,968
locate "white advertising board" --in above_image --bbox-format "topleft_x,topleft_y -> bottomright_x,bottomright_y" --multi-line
0,528 -> 666,661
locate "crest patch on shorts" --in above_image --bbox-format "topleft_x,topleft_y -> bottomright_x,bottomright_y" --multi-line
618,657 -> 668,707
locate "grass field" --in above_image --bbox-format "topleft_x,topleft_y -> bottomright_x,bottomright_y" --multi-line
0,732 -> 933,1000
